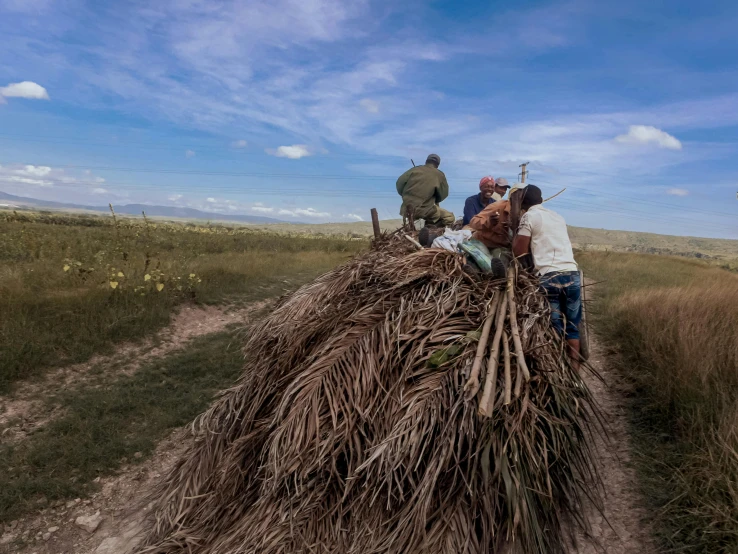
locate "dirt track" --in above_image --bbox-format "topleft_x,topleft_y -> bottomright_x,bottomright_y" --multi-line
2,307 -> 656,554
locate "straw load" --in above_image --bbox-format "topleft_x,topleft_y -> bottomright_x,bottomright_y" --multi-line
136,234 -> 602,554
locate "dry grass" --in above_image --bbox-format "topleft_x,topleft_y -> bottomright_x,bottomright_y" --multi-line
578,251 -> 738,553
136,235 -> 602,554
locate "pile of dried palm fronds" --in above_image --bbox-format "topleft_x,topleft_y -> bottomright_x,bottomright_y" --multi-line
136,234 -> 602,554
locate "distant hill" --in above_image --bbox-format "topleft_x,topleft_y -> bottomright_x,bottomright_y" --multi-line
0,191 -> 288,224
248,221 -> 738,260
3,191 -> 736,261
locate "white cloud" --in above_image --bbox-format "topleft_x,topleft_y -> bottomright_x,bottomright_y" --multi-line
5,176 -> 53,186
359,98 -> 380,114
18,165 -> 52,177
232,139 -> 248,148
266,145 -> 312,159
295,207 -> 330,218
345,213 -> 364,221
615,125 -> 682,150
92,188 -> 108,194
206,197 -> 216,202
185,149 -> 196,158
667,188 -> 689,196
0,81 -> 49,100
168,194 -> 183,201
251,206 -> 275,213
278,209 -> 295,216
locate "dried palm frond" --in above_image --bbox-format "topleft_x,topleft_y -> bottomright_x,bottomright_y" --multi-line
136,234 -> 602,554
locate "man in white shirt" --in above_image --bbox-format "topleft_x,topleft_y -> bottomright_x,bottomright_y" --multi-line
511,185 -> 582,369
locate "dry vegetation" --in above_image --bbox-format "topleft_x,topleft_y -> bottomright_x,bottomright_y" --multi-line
0,210 -> 364,393
578,251 -> 738,553
138,235 -> 600,554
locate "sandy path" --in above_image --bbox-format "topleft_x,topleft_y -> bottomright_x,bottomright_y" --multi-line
0,301 -> 269,445
571,331 -> 657,553
0,300 -> 270,554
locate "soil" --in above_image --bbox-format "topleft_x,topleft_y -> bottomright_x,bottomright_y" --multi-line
571,335 -> 656,554
1,302 -> 657,554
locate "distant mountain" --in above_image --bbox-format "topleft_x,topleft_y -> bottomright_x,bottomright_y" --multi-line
0,191 -> 289,224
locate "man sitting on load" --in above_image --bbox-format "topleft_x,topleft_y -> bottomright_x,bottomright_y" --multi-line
462,176 -> 511,225
396,153 -> 455,228
511,185 -> 582,369
465,184 -> 523,251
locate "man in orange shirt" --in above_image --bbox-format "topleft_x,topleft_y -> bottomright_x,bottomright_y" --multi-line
465,185 -> 522,249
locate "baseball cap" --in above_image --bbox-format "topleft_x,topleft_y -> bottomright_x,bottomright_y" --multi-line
506,184 -> 524,199
495,177 -> 510,189
426,154 -> 441,165
479,176 -> 495,187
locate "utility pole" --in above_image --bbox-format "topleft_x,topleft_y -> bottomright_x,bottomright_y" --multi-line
519,162 -> 529,184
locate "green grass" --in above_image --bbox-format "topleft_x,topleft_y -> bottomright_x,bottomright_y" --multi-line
0,211 -> 365,392
578,251 -> 738,553
0,329 -> 247,524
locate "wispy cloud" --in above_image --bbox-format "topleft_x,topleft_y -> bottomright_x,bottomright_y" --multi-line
615,125 -> 682,150
359,98 -> 380,114
185,149 -> 196,158
344,213 -> 364,221
0,163 -> 107,192
267,145 -> 312,159
0,81 -> 49,100
232,139 -> 248,148
667,188 -> 689,196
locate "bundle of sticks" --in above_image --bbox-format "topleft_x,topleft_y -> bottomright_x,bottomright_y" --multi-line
135,233 -> 602,554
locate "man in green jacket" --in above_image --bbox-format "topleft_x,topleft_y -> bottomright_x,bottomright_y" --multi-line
396,154 -> 455,226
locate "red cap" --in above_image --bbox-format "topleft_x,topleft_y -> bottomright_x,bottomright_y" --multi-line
479,176 -> 495,187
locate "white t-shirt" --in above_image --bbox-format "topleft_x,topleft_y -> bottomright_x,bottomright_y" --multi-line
517,205 -> 578,275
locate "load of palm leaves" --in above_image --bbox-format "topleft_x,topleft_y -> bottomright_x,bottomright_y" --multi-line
136,233 -> 602,554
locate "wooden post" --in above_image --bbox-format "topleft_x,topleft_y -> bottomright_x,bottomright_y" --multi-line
519,162 -> 528,184
370,208 -> 381,240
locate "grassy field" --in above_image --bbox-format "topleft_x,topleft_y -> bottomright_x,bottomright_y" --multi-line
0,210 -> 365,393
578,251 -> 738,553
0,329 -> 245,523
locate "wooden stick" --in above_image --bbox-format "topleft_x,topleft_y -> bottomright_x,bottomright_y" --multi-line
403,234 -> 423,250
370,208 -> 381,240
543,187 -> 566,203
478,293 -> 508,417
513,332 -> 522,399
464,294 -> 499,398
507,273 -> 530,382
503,330 -> 512,405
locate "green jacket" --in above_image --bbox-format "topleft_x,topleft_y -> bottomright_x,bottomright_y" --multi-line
396,164 -> 450,219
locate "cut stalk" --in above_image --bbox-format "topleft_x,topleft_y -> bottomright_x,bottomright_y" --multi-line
507,272 -> 530,382
503,330 -> 512,405
479,293 -> 508,417
465,293 -> 499,398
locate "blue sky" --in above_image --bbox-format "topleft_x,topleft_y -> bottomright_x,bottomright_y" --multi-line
0,0 -> 737,238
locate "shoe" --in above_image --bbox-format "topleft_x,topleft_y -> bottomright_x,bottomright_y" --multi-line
490,258 -> 507,280
418,226 -> 444,248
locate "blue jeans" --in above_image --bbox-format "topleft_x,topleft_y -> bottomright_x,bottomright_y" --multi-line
540,271 -> 582,340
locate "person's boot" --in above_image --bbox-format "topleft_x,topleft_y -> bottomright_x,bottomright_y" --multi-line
566,339 -> 581,371
418,226 -> 444,248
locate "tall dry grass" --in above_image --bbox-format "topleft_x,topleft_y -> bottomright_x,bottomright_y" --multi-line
578,251 -> 738,553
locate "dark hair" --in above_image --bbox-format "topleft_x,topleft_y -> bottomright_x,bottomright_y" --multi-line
520,185 -> 543,210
